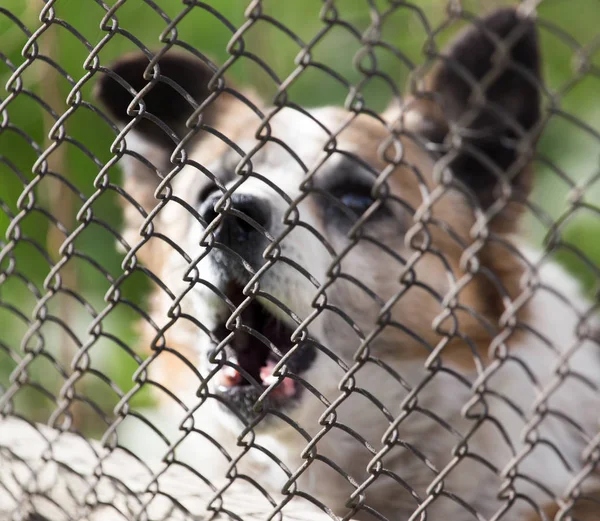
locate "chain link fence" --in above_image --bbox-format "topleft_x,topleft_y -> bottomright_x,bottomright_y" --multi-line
1,1 -> 600,520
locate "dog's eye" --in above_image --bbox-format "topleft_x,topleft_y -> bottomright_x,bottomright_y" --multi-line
339,191 -> 374,215
320,182 -> 387,227
333,183 -> 375,216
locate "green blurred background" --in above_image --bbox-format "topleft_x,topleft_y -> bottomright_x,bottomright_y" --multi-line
0,0 -> 599,439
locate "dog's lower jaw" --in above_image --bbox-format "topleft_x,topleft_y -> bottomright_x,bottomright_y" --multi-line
188,360 -> 460,518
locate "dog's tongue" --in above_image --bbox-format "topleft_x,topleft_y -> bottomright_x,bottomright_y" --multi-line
260,360 -> 296,398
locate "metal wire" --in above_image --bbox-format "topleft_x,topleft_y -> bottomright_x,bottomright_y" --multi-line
1,1 -> 599,520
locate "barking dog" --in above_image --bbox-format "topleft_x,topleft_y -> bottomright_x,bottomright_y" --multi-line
97,8 -> 600,520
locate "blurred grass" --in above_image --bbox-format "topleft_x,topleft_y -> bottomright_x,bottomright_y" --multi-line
0,0 -> 599,438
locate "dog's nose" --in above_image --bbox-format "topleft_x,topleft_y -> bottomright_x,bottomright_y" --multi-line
200,192 -> 270,245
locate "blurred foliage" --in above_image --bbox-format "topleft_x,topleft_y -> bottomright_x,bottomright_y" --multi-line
0,0 -> 599,438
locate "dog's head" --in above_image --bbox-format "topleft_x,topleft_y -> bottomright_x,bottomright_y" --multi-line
96,8 -> 540,433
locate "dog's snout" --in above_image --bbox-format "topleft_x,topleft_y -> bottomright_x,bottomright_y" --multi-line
201,193 -> 270,245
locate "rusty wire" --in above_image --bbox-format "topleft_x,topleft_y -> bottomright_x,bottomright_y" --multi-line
1,1 -> 600,520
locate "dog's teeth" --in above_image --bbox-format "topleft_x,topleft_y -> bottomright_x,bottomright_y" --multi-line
224,365 -> 239,377
262,373 -> 279,386
219,363 -> 242,387
260,360 -> 277,384
260,361 -> 296,397
279,376 -> 296,398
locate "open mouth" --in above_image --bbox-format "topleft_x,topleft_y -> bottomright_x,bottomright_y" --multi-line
211,282 -> 316,418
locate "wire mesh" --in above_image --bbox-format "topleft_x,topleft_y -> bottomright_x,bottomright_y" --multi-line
1,1 -> 600,520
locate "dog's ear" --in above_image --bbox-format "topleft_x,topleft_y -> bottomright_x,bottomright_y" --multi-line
404,8 -> 541,211
96,50 -> 222,149
95,50 -> 226,189
95,50 -> 231,253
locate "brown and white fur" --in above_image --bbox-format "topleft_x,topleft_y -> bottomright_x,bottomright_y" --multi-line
96,8 -> 600,520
